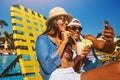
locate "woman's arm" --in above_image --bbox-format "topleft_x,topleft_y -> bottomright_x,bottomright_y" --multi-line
70,55 -> 83,67
36,34 -> 69,74
70,45 -> 91,72
36,35 -> 62,74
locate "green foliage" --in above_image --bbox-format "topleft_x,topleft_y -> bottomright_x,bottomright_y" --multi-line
0,20 -> 8,26
117,36 -> 120,38
96,33 -> 102,38
115,39 -> 120,47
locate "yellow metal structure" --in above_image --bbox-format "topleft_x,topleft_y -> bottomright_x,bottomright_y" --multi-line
10,4 -> 47,80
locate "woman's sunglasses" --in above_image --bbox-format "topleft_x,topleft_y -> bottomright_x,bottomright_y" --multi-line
56,16 -> 69,22
69,26 -> 83,31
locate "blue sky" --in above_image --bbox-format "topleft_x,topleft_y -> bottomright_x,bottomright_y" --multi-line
0,0 -> 120,37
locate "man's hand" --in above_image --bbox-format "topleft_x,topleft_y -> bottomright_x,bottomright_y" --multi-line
102,25 -> 114,43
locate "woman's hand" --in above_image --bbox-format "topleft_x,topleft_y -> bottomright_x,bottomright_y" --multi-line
61,31 -> 72,42
80,46 -> 91,58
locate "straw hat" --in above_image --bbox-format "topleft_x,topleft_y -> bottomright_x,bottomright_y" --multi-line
46,7 -> 73,26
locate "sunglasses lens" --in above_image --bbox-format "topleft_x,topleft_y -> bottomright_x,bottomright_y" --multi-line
56,16 -> 69,22
79,27 -> 82,31
71,26 -> 82,31
62,17 -> 68,22
72,26 -> 77,30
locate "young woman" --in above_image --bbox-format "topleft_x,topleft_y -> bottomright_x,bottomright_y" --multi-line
36,7 -> 86,80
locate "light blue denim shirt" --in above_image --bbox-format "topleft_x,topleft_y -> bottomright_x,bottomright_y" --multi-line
35,34 -> 62,80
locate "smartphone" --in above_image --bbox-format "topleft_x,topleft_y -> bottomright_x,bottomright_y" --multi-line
104,20 -> 109,30
104,20 -> 109,25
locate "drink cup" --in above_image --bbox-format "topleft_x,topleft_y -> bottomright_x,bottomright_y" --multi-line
76,39 -> 92,56
82,39 -> 93,46
76,42 -> 85,55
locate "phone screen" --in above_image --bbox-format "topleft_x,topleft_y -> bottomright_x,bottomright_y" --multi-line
104,20 -> 109,25
104,20 -> 109,30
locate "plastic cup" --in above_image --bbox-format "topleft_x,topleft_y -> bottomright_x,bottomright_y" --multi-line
76,42 -> 85,55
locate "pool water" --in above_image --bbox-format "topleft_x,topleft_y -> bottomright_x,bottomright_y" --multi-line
0,55 -> 23,80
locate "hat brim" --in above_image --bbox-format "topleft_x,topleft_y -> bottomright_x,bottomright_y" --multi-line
46,14 -> 73,26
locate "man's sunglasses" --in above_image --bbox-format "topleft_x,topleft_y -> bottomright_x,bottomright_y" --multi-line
69,26 -> 83,31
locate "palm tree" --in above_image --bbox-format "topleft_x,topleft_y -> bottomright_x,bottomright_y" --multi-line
117,36 -> 120,38
0,20 -> 8,36
3,30 -> 14,49
116,40 -> 120,46
115,36 -> 120,47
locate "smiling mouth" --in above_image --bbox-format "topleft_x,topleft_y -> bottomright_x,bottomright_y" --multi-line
63,26 -> 66,28
73,32 -> 79,37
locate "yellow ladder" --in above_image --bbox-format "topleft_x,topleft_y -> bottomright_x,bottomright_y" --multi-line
10,4 -> 46,80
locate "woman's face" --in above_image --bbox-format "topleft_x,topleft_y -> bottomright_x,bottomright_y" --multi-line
56,16 -> 69,32
67,25 -> 82,41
